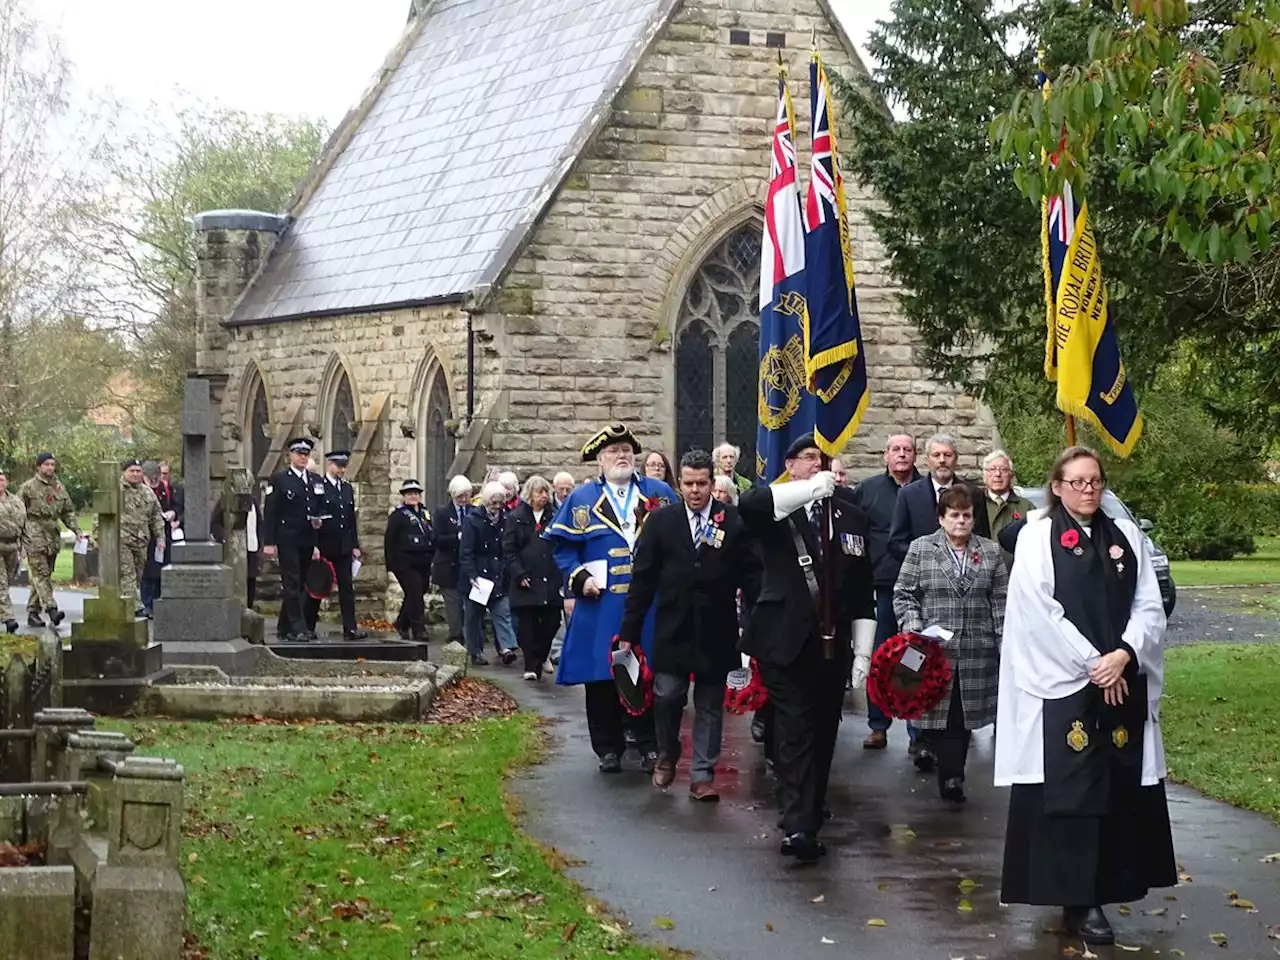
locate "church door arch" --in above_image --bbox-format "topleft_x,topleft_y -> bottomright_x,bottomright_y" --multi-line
674,221 -> 761,470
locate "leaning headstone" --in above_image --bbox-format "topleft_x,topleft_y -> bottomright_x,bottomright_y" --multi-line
63,462 -> 173,715
155,377 -> 258,675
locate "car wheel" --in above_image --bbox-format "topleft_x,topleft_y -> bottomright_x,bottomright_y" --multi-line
1163,580 -> 1177,618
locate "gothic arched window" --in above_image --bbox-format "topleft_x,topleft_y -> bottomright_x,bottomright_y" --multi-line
423,368 -> 454,506
250,379 -> 271,477
330,371 -> 356,454
675,221 -> 761,469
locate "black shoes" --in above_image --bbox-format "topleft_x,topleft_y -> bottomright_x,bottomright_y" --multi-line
913,745 -> 936,773
4,619 -> 18,634
641,750 -> 659,774
470,655 -> 489,666
780,832 -> 826,863
598,753 -> 622,774
1063,907 -> 1114,945
27,613 -> 44,628
344,629 -> 370,641
134,606 -> 149,619
47,609 -> 65,627
750,716 -> 767,743
499,650 -> 518,666
940,777 -> 967,804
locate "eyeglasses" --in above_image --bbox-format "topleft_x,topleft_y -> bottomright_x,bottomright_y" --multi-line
1064,478 -> 1106,491
792,451 -> 822,463
984,466 -> 1012,475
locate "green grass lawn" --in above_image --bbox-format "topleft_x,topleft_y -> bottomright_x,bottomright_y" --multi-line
1162,644 -> 1280,823
106,714 -> 674,960
51,512 -> 100,584
1169,534 -> 1280,587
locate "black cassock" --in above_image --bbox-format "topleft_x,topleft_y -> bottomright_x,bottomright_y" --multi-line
1001,505 -> 1177,907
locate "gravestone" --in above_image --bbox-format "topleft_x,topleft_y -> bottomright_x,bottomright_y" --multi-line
156,377 -> 258,674
222,468 -> 266,644
63,462 -> 172,715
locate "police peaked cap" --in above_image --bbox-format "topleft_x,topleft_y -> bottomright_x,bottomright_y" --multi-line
784,432 -> 820,461
399,478 -> 424,494
581,423 -> 641,463
325,450 -> 351,464
287,437 -> 315,454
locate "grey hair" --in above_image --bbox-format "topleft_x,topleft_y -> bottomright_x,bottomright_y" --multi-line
498,470 -> 518,490
141,460 -> 161,481
925,433 -> 958,454
479,481 -> 507,505
983,449 -> 1013,471
552,471 -> 575,486
712,474 -> 739,504
447,475 -> 472,498
712,442 -> 740,463
521,474 -> 552,502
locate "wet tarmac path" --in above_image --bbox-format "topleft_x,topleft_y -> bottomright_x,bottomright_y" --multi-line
486,668 -> 1280,960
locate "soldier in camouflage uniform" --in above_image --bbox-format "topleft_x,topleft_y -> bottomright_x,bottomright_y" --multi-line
120,458 -> 165,616
0,469 -> 27,633
20,452 -> 84,627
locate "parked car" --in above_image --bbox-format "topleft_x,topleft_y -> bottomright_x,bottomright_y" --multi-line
1014,486 -> 1177,617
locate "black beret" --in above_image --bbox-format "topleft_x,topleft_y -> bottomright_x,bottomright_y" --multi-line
784,433 -> 819,460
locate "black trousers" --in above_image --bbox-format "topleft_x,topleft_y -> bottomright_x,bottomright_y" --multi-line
918,682 -> 972,783
584,680 -> 655,758
759,639 -> 849,836
305,550 -> 357,634
276,542 -> 313,638
515,606 -> 561,672
391,561 -> 431,638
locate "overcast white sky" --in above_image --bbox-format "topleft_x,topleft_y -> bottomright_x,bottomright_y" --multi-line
44,0 -> 894,125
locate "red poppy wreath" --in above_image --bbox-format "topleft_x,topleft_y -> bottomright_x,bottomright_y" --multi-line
724,657 -> 769,715
609,635 -> 654,717
867,632 -> 952,720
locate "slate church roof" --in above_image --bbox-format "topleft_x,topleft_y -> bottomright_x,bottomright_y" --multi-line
231,0 -> 679,324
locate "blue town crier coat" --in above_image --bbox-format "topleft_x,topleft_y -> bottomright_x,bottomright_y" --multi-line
544,474 -> 677,685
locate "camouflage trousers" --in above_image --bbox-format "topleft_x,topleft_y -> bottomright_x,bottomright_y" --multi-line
0,545 -> 17,621
25,544 -> 59,615
121,540 -> 148,605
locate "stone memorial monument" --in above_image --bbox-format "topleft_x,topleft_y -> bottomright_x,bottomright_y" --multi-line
157,377 -> 260,674
63,463 -> 172,715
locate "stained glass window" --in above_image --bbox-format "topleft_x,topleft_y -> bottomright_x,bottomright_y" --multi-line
674,221 -> 762,465
330,371 -> 356,454
425,370 -> 454,506
249,378 -> 270,477
676,321 -> 714,457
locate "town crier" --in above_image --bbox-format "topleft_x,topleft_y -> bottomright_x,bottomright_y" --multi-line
545,423 -> 677,775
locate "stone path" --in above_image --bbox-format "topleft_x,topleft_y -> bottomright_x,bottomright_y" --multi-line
1167,587 -> 1279,647
485,667 -> 1280,960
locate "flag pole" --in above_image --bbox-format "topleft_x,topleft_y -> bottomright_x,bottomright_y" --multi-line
811,37 -> 835,658
1065,414 -> 1077,446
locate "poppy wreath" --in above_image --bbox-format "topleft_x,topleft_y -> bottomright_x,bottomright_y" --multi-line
866,632 -> 952,720
304,557 -> 337,600
609,635 -> 654,717
724,657 -> 769,715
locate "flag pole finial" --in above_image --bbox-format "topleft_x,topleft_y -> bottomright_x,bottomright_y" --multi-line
811,25 -> 818,50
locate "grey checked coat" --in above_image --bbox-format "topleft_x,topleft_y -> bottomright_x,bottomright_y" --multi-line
892,530 -> 1008,731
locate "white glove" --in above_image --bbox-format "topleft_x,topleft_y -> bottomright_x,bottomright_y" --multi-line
852,618 -> 876,687
770,470 -> 838,520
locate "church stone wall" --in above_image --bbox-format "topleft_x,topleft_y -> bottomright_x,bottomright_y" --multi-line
488,0 -> 995,479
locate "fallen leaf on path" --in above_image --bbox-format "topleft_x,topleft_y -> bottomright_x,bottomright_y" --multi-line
1144,907 -> 1168,916
1209,932 -> 1228,947
1060,947 -> 1079,957
1267,924 -> 1280,939
820,937 -> 836,944
1261,852 -> 1280,863
958,899 -> 974,913
877,882 -> 892,891
652,916 -> 676,930
1230,898 -> 1257,910
1082,944 -> 1099,959
1226,889 -> 1239,899
1117,905 -> 1132,916
867,918 -> 887,927
1170,950 -> 1186,957
1116,946 -> 1141,953
958,878 -> 981,894
812,895 -> 825,903
765,922 -> 775,932
562,922 -> 577,942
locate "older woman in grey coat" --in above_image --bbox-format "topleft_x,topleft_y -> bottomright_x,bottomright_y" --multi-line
894,485 -> 1008,804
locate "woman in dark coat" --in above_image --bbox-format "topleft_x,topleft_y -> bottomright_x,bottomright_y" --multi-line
385,479 -> 435,642
460,481 -> 519,666
503,475 -> 563,680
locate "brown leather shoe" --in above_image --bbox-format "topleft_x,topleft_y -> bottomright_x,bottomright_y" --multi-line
651,759 -> 676,789
689,781 -> 719,802
863,731 -> 888,750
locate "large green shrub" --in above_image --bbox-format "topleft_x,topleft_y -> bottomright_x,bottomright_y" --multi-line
5,420 -> 163,509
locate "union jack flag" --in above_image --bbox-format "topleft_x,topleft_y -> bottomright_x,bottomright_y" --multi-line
803,50 -> 868,456
760,75 -> 806,309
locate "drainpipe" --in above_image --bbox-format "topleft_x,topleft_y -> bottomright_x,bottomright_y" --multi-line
466,312 -> 476,427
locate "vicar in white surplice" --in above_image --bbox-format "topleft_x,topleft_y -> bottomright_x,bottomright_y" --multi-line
995,447 -> 1176,948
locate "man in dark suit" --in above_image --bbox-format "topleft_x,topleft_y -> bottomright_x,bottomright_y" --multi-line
618,449 -> 759,801
305,451 -> 367,641
431,474 -> 473,646
738,434 -> 876,863
262,437 -> 325,642
888,433 -> 991,564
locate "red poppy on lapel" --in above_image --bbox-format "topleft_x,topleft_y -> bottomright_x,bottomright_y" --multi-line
972,550 -> 982,567
1060,529 -> 1080,550
711,510 -> 725,527
1012,511 -> 1021,520
645,497 -> 661,513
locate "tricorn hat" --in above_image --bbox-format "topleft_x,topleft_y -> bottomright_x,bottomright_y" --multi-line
399,478 -> 424,494
581,423 -> 641,463
287,437 -> 315,455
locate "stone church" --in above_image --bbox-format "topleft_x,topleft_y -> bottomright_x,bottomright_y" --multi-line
191,0 -> 996,612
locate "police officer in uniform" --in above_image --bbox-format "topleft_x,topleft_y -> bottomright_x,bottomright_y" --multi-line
738,433 -> 877,863
305,451 -> 367,641
262,437 -> 324,642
